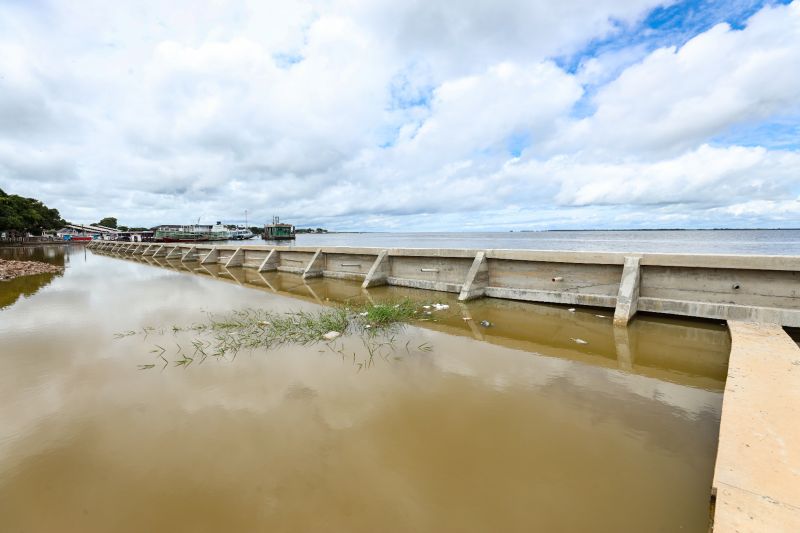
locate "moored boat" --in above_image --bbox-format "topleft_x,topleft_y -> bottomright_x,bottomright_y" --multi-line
230,227 -> 255,240
263,216 -> 295,240
153,221 -> 230,242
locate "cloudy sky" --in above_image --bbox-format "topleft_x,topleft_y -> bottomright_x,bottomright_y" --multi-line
1,0 -> 799,230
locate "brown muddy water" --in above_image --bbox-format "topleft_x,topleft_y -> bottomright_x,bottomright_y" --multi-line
1,245 -> 729,532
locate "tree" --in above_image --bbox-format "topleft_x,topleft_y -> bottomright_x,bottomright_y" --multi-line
0,189 -> 65,239
95,217 -> 118,229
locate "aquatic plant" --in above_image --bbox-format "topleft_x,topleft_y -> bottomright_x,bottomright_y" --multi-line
116,298 -> 443,370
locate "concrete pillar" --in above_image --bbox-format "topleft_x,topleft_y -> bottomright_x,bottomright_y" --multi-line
225,248 -> 244,268
458,251 -> 489,301
201,247 -> 219,265
613,256 -> 641,327
302,248 -> 325,279
258,249 -> 279,272
361,250 -> 390,288
181,245 -> 198,262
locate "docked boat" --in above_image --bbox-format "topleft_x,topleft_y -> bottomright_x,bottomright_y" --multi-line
229,227 -> 255,240
153,222 -> 230,242
263,216 -> 295,240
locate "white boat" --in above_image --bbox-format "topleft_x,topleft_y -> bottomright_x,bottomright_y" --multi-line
229,226 -> 255,240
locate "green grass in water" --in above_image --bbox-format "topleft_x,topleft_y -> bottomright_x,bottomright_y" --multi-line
122,298 -> 441,367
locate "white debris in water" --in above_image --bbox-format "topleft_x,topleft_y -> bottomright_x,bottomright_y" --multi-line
595,314 -> 607,318
365,324 -> 372,329
432,303 -> 450,311
571,338 -> 588,345
568,308 -> 576,312
322,331 -> 341,341
358,312 -> 368,316
463,317 -> 473,321
423,305 -> 431,309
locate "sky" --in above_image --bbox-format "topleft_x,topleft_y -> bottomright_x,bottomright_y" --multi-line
0,0 -> 799,231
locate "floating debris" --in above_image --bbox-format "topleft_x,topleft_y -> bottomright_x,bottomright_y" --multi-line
567,308 -> 576,312
595,314 -> 607,318
571,338 -> 588,345
432,303 -> 450,311
480,320 -> 492,328
322,331 -> 341,341
463,317 -> 473,321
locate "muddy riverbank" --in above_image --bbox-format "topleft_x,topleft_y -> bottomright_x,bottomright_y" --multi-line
0,258 -> 63,281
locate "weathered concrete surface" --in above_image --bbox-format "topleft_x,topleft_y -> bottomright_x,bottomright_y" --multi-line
712,322 -> 800,532
201,248 -> 218,265
165,246 -> 182,259
302,249 -> 325,279
613,256 -> 641,326
225,247 -> 244,268
181,246 -> 199,262
88,242 -> 800,327
362,250 -> 390,288
459,251 -> 489,301
258,249 -> 279,272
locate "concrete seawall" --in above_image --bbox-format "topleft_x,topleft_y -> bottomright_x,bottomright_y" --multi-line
87,242 -> 800,327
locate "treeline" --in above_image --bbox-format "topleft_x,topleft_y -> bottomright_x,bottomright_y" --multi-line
90,217 -> 149,232
0,188 -> 64,239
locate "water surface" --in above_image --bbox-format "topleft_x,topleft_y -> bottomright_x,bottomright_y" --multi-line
261,229 -> 800,255
0,245 -> 729,532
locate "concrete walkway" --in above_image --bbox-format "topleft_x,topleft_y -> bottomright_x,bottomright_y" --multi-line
713,322 -> 800,532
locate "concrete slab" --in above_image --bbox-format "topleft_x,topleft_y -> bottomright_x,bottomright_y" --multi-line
713,321 -> 800,532
714,484 -> 800,533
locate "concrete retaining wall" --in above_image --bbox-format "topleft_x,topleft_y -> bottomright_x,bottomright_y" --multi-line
88,242 -> 800,327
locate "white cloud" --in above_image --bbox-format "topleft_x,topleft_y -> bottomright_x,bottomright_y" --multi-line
561,1 -> 800,156
0,0 -> 798,229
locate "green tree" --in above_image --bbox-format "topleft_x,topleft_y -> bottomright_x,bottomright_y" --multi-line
95,217 -> 118,229
0,189 -> 65,239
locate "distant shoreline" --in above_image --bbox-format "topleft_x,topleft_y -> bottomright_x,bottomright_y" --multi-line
324,228 -> 800,234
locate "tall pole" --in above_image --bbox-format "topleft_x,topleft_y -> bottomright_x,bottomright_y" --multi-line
245,209 -> 248,229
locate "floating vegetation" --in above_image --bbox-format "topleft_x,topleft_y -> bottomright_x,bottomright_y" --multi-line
116,298 -> 447,370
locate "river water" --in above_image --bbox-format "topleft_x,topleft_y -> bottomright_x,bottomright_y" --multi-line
1,244 -> 729,532
261,228 -> 800,255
